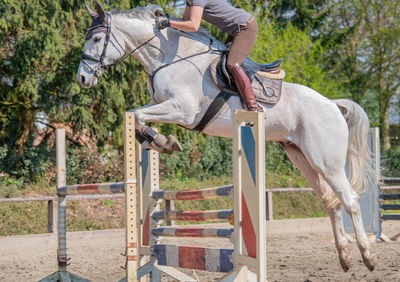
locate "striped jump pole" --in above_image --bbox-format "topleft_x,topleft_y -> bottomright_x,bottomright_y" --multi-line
152,227 -> 234,238
57,182 -> 125,196
152,185 -> 233,201
152,209 -> 233,221
154,244 -> 234,273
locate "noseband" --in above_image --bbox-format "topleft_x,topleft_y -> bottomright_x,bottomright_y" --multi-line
81,13 -> 156,78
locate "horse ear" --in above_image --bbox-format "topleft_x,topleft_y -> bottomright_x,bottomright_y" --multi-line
96,1 -> 106,23
154,8 -> 166,18
85,3 -> 98,18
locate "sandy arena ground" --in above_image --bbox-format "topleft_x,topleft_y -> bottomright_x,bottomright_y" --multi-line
1,217 -> 399,282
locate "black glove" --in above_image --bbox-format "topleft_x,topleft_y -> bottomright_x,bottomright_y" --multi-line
157,19 -> 170,30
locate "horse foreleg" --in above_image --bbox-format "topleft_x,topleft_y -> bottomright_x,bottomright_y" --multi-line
280,142 -> 353,271
128,100 -> 195,154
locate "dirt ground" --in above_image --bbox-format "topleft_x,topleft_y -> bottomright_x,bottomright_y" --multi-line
1,217 -> 399,282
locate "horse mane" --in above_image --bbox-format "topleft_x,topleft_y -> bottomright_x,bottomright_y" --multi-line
109,7 -> 149,19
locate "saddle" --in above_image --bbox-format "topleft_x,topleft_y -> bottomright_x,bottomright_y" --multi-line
210,54 -> 285,105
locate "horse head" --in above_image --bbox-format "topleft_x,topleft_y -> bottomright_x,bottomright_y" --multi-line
76,2 -> 165,88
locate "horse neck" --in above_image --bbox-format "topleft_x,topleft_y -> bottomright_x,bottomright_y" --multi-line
116,15 -> 222,73
109,15 -> 153,73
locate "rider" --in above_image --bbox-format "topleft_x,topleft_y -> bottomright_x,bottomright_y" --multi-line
157,0 -> 261,112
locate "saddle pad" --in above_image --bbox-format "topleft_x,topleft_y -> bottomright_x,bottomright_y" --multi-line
252,73 -> 283,105
209,56 -> 283,105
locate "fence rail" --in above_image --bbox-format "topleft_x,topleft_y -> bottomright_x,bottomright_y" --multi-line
0,194 -> 125,233
380,177 -> 400,185
2,178 -> 399,233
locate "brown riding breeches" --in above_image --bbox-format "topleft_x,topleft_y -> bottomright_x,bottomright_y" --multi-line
226,16 -> 259,72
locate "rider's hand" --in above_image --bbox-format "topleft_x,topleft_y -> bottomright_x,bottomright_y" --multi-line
157,19 -> 170,30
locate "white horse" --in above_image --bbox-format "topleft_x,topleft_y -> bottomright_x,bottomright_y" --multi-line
77,3 -> 377,272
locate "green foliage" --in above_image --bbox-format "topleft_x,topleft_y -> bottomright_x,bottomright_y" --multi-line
252,21 -> 342,98
320,0 -> 400,150
268,0 -> 330,33
65,145 -> 123,185
273,192 -> 327,219
0,134 -> 50,182
382,146 -> 400,177
160,133 -> 233,180
265,142 -> 295,174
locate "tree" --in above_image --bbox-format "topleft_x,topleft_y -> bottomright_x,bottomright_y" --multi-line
322,0 -> 399,149
265,0 -> 330,34
0,0 -> 172,173
363,0 -> 400,150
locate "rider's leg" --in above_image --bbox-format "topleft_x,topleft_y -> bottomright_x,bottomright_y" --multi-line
227,16 -> 261,111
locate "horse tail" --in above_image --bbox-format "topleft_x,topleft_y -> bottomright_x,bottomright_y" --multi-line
334,99 -> 375,194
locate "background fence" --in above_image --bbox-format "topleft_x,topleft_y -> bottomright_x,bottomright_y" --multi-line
1,177 -> 398,233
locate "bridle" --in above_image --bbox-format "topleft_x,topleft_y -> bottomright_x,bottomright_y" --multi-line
81,13 -> 156,78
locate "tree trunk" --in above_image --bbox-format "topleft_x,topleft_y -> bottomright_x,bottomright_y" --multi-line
378,85 -> 391,151
380,106 -> 391,151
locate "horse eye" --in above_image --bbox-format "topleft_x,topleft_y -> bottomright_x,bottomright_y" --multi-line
94,37 -> 101,43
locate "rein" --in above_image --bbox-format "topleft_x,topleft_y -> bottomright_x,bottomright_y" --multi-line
149,37 -> 225,92
82,13 -> 224,82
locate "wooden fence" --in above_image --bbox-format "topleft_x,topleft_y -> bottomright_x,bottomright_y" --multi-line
1,178 -> 398,233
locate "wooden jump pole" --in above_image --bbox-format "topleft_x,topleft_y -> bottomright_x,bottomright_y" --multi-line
123,111 -> 138,282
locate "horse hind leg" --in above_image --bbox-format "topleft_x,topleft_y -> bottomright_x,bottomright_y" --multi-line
323,169 -> 377,271
280,142 -> 353,271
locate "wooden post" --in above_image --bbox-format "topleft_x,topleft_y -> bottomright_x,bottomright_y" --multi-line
266,191 -> 273,221
165,200 -> 175,226
47,200 -> 57,233
124,112 -> 138,282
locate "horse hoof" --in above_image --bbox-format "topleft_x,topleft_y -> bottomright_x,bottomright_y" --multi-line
340,259 -> 352,272
338,245 -> 352,272
140,135 -> 182,154
363,252 -> 377,271
167,135 -> 183,152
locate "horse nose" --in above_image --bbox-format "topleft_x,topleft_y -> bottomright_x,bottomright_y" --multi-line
80,75 -> 86,84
